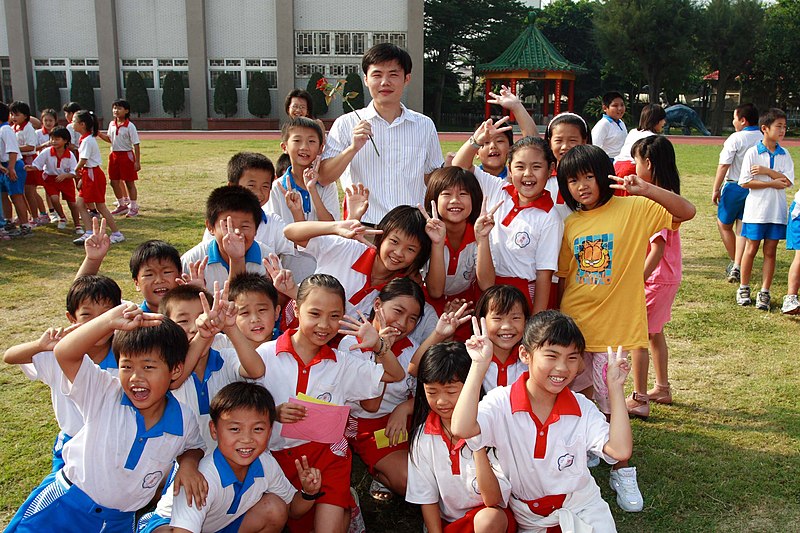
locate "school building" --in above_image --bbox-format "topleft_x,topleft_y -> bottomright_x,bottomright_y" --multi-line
0,0 -> 424,129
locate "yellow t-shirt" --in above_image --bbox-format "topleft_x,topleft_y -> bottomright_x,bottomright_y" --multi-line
557,196 -> 678,351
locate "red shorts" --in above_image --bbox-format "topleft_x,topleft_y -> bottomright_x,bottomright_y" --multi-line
443,505 -> 517,533
273,441 -> 354,533
495,276 -> 535,312
25,155 -> 44,186
348,414 -> 409,476
612,160 -> 634,197
108,151 -> 138,182
78,167 -> 107,204
43,174 -> 76,203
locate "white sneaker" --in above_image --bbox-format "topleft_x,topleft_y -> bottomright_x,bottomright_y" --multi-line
782,294 -> 800,315
609,466 -> 644,512
49,211 -> 60,223
57,219 -> 67,230
73,232 -> 92,245
109,231 -> 125,244
587,452 -> 601,468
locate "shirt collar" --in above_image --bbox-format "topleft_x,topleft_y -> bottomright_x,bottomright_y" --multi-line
501,185 -> 554,226
390,337 -> 413,356
492,347 -> 519,368
361,101 -> 414,126
114,118 -> 130,129
602,114 -> 623,128
121,390 -> 185,436
444,224 -> 476,259
50,146 -> 72,168
79,132 -> 90,145
509,372 -> 581,420
207,240 -> 263,270
275,329 -> 337,365
757,140 -> 786,156
423,411 -> 467,452
98,345 -> 118,370
213,447 -> 265,515
140,300 -> 152,313
478,164 -> 508,180
12,120 -> 28,132
743,125 -> 760,131
281,166 -> 312,214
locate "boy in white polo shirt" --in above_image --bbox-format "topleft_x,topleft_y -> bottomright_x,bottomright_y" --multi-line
139,382 -> 322,533
452,311 -> 633,532
591,91 -> 628,160
736,108 -> 795,310
183,186 -> 275,290
7,303 -> 206,533
99,99 -> 142,217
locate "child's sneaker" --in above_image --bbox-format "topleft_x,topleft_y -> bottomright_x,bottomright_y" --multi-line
73,232 -> 92,245
609,466 -> 644,512
109,231 -> 125,244
126,205 -> 139,217
736,286 -> 751,306
19,224 -> 33,237
587,452 -> 601,468
57,218 -> 67,230
74,226 -> 85,236
781,294 -> 800,315
36,214 -> 51,225
755,290 -> 771,311
48,210 -> 60,223
727,265 -> 740,284
111,204 -> 129,215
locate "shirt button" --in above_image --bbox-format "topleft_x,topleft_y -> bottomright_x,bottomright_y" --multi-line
139,438 -> 144,442
302,369 -> 307,374
450,450 -> 456,455
539,431 -> 544,436
532,502 -> 539,508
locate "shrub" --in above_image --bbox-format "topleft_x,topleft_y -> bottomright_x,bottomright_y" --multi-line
161,71 -> 185,117
247,72 -> 271,118
36,70 -> 61,112
70,72 -> 95,111
125,71 -> 150,116
343,72 -> 365,110
307,72 -> 328,116
213,73 -> 238,118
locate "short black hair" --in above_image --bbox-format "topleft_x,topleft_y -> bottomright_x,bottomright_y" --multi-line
284,89 -> 315,118
475,285 -> 530,320
112,317 -> 188,370
545,113 -> 591,146
602,92 -> 625,108
522,310 -> 585,353
557,144 -> 616,212
373,205 -> 432,274
229,272 -> 279,307
734,103 -> 759,126
759,108 -> 787,129
49,126 -> 72,144
275,153 -> 291,179
62,102 -> 82,113
205,185 -> 263,227
424,167 -> 483,225
281,116 -> 323,145
41,108 -> 58,121
159,284 -> 213,316
66,275 -> 123,316
362,42 -> 412,76
9,101 -> 31,119
371,277 -> 425,321
130,240 -> 181,280
638,104 -> 666,132
112,99 -> 130,110
227,152 -> 275,185
210,382 -> 277,425
0,103 -> 8,122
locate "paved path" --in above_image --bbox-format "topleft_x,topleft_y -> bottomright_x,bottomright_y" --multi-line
138,130 -> 800,146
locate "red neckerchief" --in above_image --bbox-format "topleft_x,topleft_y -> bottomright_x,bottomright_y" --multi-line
12,120 -> 28,132
501,184 -> 554,226
444,224 -> 476,276
423,412 -> 467,475
50,147 -> 72,170
348,248 -> 400,305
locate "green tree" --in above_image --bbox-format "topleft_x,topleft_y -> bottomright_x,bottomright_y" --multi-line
161,71 -> 185,117
35,70 -> 61,112
247,72 -> 272,118
125,71 -> 150,117
306,72 -> 329,116
213,73 -> 238,118
701,0 -> 764,134
594,0 -> 698,105
70,71 -> 95,111
343,72 -> 365,110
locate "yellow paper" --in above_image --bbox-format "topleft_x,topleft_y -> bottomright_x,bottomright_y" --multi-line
297,393 -> 337,406
374,428 -> 409,449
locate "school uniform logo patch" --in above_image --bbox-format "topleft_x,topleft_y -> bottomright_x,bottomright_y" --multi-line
317,392 -> 332,403
557,453 -> 575,471
514,232 -> 531,248
142,471 -> 163,489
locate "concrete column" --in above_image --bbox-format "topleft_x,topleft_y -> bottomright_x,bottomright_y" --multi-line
4,0 -> 34,105
406,0 -> 424,112
275,0 -> 294,125
185,0 -> 208,129
95,0 -> 121,122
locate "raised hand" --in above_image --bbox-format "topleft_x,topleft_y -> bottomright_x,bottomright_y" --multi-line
609,174 -> 651,197
263,253 -> 297,299
338,311 -> 381,352
333,219 -> 382,249
375,306 -> 401,349
487,85 -> 522,109
345,183 -> 370,221
304,156 -> 321,189
474,116 -> 513,146
84,217 -> 110,261
37,324 -> 81,352
418,201 -> 446,245
220,216 -> 246,261
295,455 -> 322,495
605,345 -> 630,389
177,256 -> 208,288
434,300 -> 472,339
474,197 -> 502,241
275,180 -> 304,217
111,301 -> 164,331
465,317 -> 492,364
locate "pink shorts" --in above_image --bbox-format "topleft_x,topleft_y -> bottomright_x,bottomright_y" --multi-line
570,350 -> 629,414
645,282 -> 680,334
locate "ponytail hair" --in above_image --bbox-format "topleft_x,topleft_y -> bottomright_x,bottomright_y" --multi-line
74,110 -> 98,137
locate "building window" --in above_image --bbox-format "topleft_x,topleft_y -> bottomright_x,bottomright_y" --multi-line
329,64 -> 345,77
372,32 -> 406,48
209,59 -> 278,89
0,58 -> 12,102
121,58 -> 189,90
345,64 -> 360,75
296,33 -> 313,55
33,58 -> 100,92
297,31 -> 405,59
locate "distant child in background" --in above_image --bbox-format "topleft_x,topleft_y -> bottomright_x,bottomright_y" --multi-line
555,144 -> 695,512
63,102 -> 82,149
25,127 -> 81,231
407,342 -> 515,533
276,153 -> 291,182
35,108 -> 61,224
544,112 -> 591,223
630,135 -> 684,411
783,189 -> 800,315
71,110 -> 125,245
268,117 -> 339,222
285,88 -> 326,135
10,100 -> 48,225
0,101 -> 31,236
736,108 -> 795,310
712,103 -> 762,283
591,91 -> 628,160
99,99 -> 141,217
614,103 -> 665,178
452,121 -> 563,314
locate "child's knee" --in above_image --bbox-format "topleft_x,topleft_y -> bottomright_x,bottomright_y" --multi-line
239,492 -> 289,533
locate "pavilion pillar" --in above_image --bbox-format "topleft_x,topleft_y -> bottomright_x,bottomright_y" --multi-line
554,79 -> 562,114
509,78 -> 517,122
568,79 -> 575,112
485,79 -> 492,120
543,80 -> 549,118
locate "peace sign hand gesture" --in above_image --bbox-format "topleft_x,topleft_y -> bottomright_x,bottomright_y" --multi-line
263,253 -> 298,299
605,345 -> 630,389
295,455 -> 322,496
465,317 -> 492,364
434,300 -> 472,339
275,180 -> 304,219
474,197 -> 502,241
473,116 -> 513,146
609,174 -> 651,197
418,201 -> 446,245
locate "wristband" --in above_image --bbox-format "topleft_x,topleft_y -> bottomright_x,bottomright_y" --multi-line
375,337 -> 386,355
469,136 -> 483,149
301,490 -> 325,501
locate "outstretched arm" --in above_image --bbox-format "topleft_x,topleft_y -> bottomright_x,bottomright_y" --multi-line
451,317 -> 492,439
451,117 -> 513,171
488,85 -> 538,138
284,219 -> 382,249
611,174 -> 696,223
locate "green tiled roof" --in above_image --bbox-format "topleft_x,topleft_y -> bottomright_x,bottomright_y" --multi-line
477,12 -> 585,74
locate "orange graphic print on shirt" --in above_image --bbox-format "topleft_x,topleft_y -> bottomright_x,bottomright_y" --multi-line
574,234 -> 614,285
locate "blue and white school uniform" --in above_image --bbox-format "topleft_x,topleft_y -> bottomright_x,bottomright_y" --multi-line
0,122 -> 25,195
591,115 -> 627,160
717,126 -> 762,225
140,448 -> 297,533
739,141 -> 795,241
8,356 -> 204,532
266,166 -> 341,222
181,238 -> 274,291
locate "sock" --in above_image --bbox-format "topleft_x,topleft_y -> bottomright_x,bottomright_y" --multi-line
733,263 -> 740,269
761,288 -> 770,294
129,200 -> 138,209
739,284 -> 750,290
122,196 -> 130,205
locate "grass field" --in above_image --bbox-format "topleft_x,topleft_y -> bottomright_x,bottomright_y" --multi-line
1,139 -> 799,531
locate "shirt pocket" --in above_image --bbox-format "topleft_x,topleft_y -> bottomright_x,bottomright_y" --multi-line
549,436 -> 587,488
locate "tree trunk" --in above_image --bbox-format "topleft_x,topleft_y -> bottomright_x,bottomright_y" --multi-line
431,46 -> 452,126
710,71 -> 732,136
